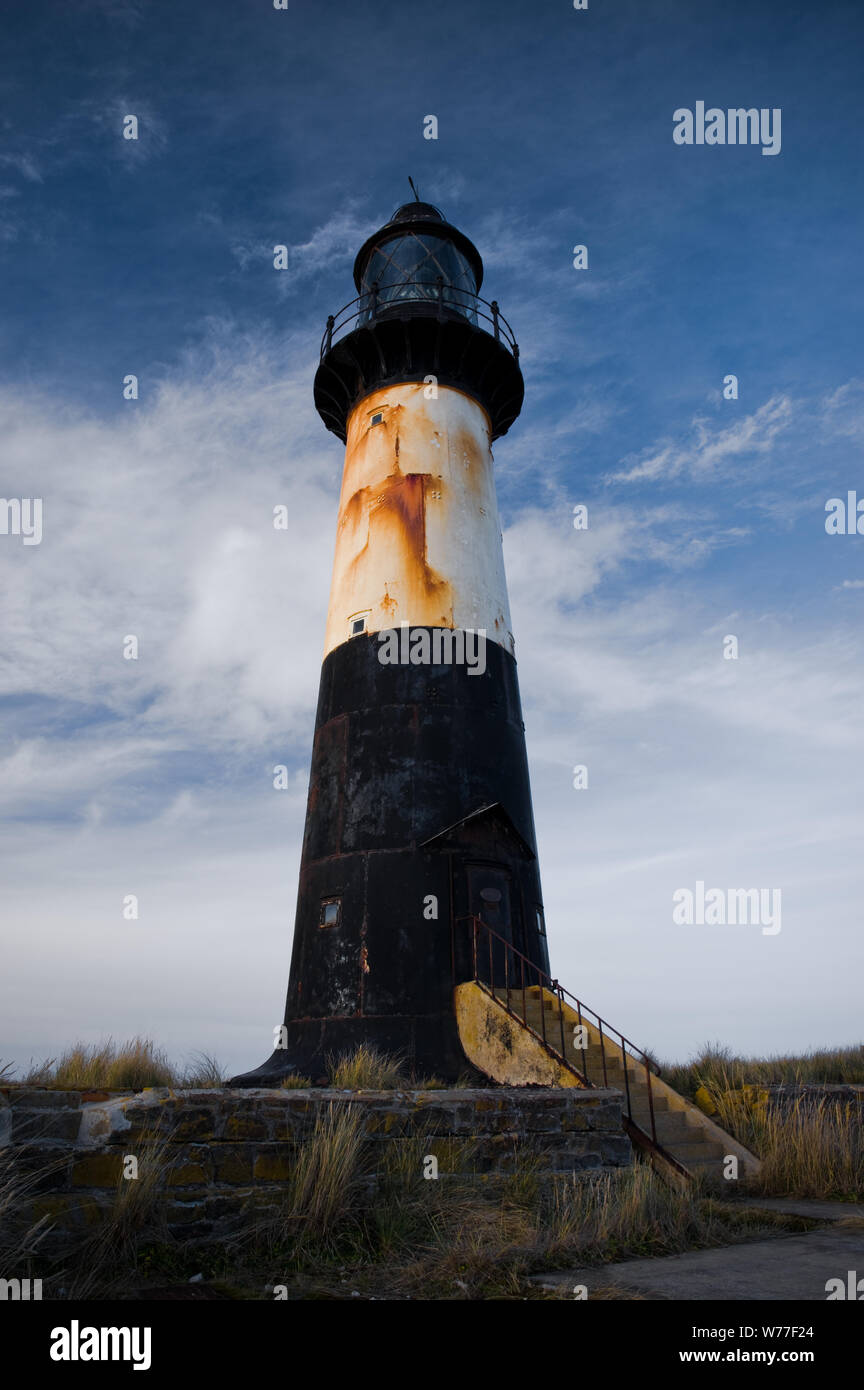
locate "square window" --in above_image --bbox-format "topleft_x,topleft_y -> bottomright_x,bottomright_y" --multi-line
370,413 -> 383,426
319,899 -> 341,929
351,617 -> 366,636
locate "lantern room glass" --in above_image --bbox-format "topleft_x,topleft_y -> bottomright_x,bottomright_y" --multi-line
358,231 -> 479,324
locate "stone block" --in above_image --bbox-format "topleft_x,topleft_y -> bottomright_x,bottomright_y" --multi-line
223,1113 -> 268,1141
165,1198 -> 208,1226
212,1147 -> 255,1184
8,1089 -> 82,1109
253,1150 -> 297,1182
11,1110 -> 82,1143
165,1157 -> 211,1187
70,1153 -> 124,1187
163,1108 -> 217,1142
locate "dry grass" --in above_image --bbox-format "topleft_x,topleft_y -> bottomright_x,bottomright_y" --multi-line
1,1122 -> 814,1301
3,1036 -> 859,1298
365,1158 -> 798,1300
542,1164 -> 734,1262
327,1043 -> 408,1090
5,1039 -> 228,1092
0,1124 -> 172,1299
19,1038 -> 176,1090
657,1042 -> 864,1202
178,1052 -> 226,1088
239,1101 -> 368,1262
286,1102 -> 367,1235
69,1142 -> 171,1298
3,1040 -> 462,1095
391,1193 -> 537,1298
0,1150 -> 66,1270
666,1055 -> 864,1200
325,1044 -> 462,1090
662,1040 -> 864,1095
712,1088 -> 863,1201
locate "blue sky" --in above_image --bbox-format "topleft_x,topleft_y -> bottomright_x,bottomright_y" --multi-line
1,0 -> 862,1075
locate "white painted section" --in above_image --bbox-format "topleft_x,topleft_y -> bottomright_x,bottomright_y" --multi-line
323,383 -> 514,658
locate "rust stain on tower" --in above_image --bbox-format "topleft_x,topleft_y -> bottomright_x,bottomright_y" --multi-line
338,466 -> 454,629
324,382 -> 511,655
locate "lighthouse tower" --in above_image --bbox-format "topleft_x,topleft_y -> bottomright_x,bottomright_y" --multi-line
236,197 -> 551,1083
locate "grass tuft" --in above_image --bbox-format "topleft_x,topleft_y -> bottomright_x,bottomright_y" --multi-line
179,1052 -> 226,1089
18,1038 -> 175,1091
328,1044 -> 408,1090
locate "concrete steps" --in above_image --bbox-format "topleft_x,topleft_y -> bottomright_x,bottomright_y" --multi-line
489,986 -> 760,1183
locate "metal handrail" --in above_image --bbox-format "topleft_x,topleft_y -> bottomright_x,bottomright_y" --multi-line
459,913 -> 662,1147
320,281 -> 520,362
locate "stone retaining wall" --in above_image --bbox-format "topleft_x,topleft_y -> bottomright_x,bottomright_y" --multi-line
764,1084 -> 864,1113
1,1085 -> 631,1250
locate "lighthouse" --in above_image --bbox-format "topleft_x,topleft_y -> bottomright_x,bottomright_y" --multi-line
234,196 -> 552,1084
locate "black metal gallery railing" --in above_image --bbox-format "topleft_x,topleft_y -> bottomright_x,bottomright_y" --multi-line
321,280 -> 520,362
458,913 -> 666,1151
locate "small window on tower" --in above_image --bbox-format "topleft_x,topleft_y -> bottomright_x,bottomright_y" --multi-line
319,898 -> 341,929
351,617 -> 366,636
536,906 -> 546,937
370,412 -> 384,426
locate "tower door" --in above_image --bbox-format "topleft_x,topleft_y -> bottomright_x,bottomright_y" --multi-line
466,864 -> 522,988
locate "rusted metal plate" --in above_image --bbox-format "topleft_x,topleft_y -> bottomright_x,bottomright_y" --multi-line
323,383 -> 514,658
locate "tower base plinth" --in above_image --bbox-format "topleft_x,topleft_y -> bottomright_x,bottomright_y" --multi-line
227,1012 -> 474,1087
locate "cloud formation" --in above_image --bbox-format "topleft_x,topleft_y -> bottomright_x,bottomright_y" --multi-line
1,335 -> 862,1073
609,395 -> 794,484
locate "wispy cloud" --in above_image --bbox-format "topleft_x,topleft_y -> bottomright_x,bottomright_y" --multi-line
821,379 -> 864,440
231,206 -> 377,289
0,327 -> 333,776
609,394 -> 794,484
0,153 -> 42,183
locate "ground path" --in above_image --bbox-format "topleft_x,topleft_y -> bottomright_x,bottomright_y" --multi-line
531,1200 -> 864,1300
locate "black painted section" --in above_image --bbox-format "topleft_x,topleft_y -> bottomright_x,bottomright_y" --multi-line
314,311 -> 524,443
231,631 -> 550,1085
316,198 -> 521,442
